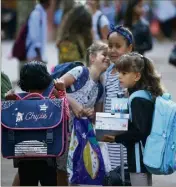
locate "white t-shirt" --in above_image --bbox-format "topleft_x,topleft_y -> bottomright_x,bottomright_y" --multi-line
66,66 -> 100,132
92,10 -> 110,40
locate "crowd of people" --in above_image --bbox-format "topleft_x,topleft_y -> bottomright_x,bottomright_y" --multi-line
1,0 -> 176,186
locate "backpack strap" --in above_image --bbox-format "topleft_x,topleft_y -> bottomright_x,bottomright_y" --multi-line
128,90 -> 152,121
97,13 -> 103,39
42,83 -> 54,98
70,66 -> 89,93
96,81 -> 104,103
15,93 -> 45,100
128,90 -> 152,173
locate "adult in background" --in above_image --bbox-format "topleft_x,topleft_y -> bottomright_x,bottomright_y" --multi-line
100,0 -> 116,26
86,0 -> 110,41
124,0 -> 153,55
26,0 -> 51,64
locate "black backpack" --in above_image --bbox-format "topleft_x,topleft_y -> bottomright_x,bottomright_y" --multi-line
103,164 -> 131,186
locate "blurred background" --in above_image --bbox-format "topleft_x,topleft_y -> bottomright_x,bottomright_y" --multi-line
1,0 -> 176,41
1,0 -> 176,185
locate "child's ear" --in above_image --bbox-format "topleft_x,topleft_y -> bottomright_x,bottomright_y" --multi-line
135,72 -> 141,82
127,44 -> 133,53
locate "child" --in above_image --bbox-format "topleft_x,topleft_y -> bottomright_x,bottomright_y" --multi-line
103,52 -> 164,186
6,61 -> 69,186
101,25 -> 134,172
124,0 -> 153,55
56,41 -> 110,185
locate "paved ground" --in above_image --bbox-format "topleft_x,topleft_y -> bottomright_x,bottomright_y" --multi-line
1,40 -> 176,186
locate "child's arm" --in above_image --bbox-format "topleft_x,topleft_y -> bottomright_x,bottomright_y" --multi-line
59,66 -> 82,89
53,72 -> 87,119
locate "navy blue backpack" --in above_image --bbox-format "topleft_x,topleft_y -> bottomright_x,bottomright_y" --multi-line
51,61 -> 104,102
1,87 -> 68,159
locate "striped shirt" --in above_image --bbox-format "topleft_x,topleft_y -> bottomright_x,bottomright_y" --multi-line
104,70 -> 128,170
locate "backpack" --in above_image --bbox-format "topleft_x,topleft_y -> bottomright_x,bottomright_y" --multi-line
12,20 -> 29,61
129,90 -> 176,175
103,164 -> 131,186
51,61 -> 103,102
1,89 -> 68,159
58,40 -> 84,64
12,9 -> 42,61
97,13 -> 103,40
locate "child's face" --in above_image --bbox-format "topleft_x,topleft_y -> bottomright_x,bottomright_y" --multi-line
108,32 -> 132,63
86,0 -> 97,10
92,50 -> 110,72
118,71 -> 141,89
133,0 -> 144,17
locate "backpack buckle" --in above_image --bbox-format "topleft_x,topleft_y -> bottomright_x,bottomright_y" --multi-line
46,129 -> 53,144
8,130 -> 15,143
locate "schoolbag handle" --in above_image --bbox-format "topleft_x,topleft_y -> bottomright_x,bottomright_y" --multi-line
21,93 -> 45,100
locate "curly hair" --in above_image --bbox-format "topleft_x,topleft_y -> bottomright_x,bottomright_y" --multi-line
18,61 -> 52,92
115,52 -> 165,99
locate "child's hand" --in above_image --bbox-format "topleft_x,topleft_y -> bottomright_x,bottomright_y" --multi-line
54,78 -> 65,91
72,102 -> 85,118
84,108 -> 95,119
102,135 -> 115,143
5,89 -> 16,100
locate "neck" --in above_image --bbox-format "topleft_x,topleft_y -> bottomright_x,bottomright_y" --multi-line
88,66 -> 102,82
91,7 -> 97,14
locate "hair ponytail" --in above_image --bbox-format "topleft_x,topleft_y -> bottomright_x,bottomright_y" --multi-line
140,56 -> 165,98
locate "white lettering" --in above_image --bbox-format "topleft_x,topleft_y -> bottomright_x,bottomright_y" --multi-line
25,112 -> 48,121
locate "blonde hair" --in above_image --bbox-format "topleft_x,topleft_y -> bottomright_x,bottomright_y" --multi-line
86,41 -> 108,66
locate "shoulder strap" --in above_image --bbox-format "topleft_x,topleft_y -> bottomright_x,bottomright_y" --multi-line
128,90 -> 152,121
129,90 -> 152,174
129,90 -> 152,104
42,83 -> 54,98
97,13 -> 103,39
107,64 -> 115,73
70,66 -> 89,93
96,81 -> 103,103
15,84 -> 54,100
